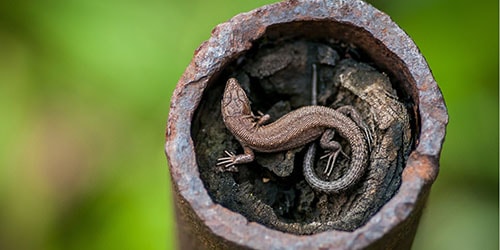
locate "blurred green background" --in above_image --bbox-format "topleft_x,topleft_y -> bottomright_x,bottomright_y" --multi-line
0,0 -> 497,249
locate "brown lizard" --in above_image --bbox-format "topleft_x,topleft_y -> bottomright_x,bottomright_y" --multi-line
217,77 -> 369,193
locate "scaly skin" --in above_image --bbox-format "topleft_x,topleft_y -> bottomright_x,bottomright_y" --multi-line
218,78 -> 368,193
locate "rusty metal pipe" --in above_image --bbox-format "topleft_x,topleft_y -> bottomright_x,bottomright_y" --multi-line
165,0 -> 448,249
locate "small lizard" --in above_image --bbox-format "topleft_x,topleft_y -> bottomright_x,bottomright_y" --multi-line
217,77 -> 369,193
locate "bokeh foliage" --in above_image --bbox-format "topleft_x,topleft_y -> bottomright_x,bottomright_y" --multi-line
0,0 -> 497,249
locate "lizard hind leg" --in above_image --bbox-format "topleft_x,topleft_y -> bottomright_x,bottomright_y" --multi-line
336,105 -> 373,148
319,129 -> 347,177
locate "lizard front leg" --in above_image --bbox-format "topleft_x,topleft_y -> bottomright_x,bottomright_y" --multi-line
218,110 -> 269,172
251,111 -> 271,129
216,145 -> 255,172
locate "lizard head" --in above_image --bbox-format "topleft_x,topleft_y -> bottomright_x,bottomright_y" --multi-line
221,78 -> 252,118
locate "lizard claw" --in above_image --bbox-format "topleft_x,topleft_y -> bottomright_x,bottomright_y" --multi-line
319,148 -> 350,177
362,126 -> 373,148
217,151 -> 239,172
320,150 -> 341,177
251,111 -> 271,126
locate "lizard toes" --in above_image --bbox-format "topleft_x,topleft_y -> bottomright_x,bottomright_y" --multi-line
216,162 -> 238,172
224,150 -> 236,157
364,127 -> 373,148
217,158 -> 233,165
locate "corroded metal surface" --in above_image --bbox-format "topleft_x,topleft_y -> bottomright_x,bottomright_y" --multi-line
165,0 -> 448,249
